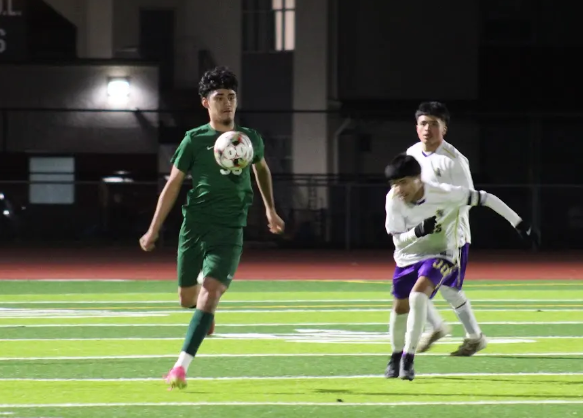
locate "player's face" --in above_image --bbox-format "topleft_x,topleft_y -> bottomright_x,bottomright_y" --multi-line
391,176 -> 423,203
203,89 -> 237,126
416,115 -> 447,149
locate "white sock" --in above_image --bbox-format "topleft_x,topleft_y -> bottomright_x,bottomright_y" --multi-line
389,310 -> 408,353
425,300 -> 445,331
404,292 -> 429,354
440,287 -> 482,339
173,351 -> 194,373
454,300 -> 482,339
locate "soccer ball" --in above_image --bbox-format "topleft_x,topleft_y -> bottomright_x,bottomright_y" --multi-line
214,131 -> 254,171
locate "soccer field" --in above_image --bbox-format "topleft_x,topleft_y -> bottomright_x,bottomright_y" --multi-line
1,279 -> 582,418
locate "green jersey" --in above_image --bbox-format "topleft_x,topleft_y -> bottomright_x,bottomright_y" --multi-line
171,123 -> 265,228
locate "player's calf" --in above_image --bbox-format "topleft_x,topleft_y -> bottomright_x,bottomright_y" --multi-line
440,287 -> 484,340
178,284 -> 201,309
387,299 -> 409,379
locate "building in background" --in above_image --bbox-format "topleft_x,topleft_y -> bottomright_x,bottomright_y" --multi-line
0,0 -> 581,249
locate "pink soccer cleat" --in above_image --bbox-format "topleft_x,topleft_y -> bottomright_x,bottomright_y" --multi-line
165,366 -> 187,390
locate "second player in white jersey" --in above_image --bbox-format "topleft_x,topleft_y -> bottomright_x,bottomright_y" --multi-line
406,140 -> 473,248
404,101 -> 484,356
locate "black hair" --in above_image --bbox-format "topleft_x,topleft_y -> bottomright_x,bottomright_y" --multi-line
415,101 -> 450,126
384,154 -> 422,181
198,66 -> 238,98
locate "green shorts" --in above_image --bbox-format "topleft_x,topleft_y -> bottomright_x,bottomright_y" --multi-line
177,220 -> 243,288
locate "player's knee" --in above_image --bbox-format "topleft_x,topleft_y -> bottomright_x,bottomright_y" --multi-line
393,298 -> 410,315
197,277 -> 227,312
412,276 -> 435,297
440,286 -> 467,309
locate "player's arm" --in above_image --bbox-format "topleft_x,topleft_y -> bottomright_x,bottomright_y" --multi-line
385,192 -> 437,245
146,165 -> 186,235
253,158 -> 285,234
140,134 -> 193,251
450,185 -> 539,245
252,158 -> 276,212
463,189 -> 521,226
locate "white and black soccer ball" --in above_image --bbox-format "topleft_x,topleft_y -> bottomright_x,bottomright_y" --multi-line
214,131 -> 254,171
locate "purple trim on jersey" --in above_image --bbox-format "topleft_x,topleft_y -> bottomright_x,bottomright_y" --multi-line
442,244 -> 470,290
421,151 -> 432,157
414,199 -> 426,205
392,258 -> 457,300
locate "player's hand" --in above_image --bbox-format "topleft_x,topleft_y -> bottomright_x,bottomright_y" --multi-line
139,229 -> 159,251
414,216 -> 437,237
515,221 -> 540,248
266,209 -> 285,234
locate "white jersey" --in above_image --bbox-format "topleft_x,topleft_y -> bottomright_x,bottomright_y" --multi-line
385,182 -> 477,268
406,141 -> 474,246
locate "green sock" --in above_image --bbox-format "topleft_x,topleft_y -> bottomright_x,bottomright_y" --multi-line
182,309 -> 214,356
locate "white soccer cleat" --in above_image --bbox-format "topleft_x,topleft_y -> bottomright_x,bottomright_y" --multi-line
417,323 -> 452,353
450,333 -> 488,356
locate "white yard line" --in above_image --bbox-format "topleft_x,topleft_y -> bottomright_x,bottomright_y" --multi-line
0,309 -> 582,318
0,372 -> 582,382
137,308 -> 583,313
1,298 -> 583,304
1,400 -> 583,408
0,352 -> 582,361
1,320 -> 582,328
0,335 -> 581,342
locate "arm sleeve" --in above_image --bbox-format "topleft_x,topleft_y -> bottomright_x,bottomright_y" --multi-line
385,193 -> 418,245
477,191 -> 522,228
170,134 -> 195,174
438,182 -> 521,229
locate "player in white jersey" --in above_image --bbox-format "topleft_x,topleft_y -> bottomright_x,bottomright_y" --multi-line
383,154 -> 538,380
406,101 -> 484,355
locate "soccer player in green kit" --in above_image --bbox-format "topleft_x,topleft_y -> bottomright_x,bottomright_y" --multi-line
139,66 -> 285,390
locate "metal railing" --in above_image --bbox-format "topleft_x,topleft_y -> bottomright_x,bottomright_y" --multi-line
1,178 -> 582,250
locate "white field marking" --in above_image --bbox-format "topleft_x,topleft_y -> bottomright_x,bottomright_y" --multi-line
96,308 -> 583,314
0,308 -> 581,321
5,279 -> 131,282
1,400 -> 583,408
2,298 -> 583,304
2,320 -> 582,329
2,352 -> 583,361
0,279 -> 575,284
0,372 -> 582,382
0,335 -> 579,342
0,309 -> 165,319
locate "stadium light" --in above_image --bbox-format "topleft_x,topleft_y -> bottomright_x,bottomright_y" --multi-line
107,77 -> 130,99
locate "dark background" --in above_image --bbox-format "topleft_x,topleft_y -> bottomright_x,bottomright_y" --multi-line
0,0 -> 581,252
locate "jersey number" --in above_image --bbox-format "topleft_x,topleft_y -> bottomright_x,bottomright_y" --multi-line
435,223 -> 442,233
220,168 -> 243,176
433,259 -> 454,278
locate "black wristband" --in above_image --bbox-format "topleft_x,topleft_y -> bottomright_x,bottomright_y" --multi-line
414,223 -> 424,238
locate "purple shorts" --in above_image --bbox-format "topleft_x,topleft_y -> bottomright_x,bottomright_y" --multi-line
392,258 -> 458,300
441,243 -> 470,290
